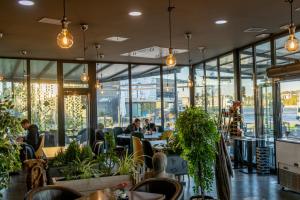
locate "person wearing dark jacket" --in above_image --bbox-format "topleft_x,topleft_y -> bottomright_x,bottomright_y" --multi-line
18,119 -> 40,151
124,118 -> 142,134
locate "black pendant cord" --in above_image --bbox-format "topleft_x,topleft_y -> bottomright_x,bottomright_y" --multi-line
168,0 -> 175,50
188,37 -> 191,66
63,0 -> 66,19
290,0 -> 294,25
83,30 -> 87,72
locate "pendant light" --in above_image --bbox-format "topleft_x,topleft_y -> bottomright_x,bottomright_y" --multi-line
95,44 -> 104,93
185,32 -> 193,88
0,73 -> 4,81
285,0 -> 299,52
166,0 -> 176,67
80,24 -> 89,82
57,0 -> 74,49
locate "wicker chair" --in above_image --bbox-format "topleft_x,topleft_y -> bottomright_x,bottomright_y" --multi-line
131,178 -> 183,200
24,185 -> 82,200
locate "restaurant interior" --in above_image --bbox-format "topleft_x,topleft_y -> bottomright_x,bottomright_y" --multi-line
2,0 -> 300,200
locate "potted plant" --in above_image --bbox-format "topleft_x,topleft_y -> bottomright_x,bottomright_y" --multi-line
176,107 -> 220,199
0,99 -> 22,197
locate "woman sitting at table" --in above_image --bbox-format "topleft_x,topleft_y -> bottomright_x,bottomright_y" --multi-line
144,152 -> 175,180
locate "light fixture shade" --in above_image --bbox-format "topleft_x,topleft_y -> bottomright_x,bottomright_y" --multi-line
0,74 -> 4,81
95,81 -> 102,89
166,53 -> 176,67
285,35 -> 299,52
188,78 -> 193,88
57,28 -> 74,49
80,72 -> 89,82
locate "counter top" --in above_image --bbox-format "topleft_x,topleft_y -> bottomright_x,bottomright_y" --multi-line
277,138 -> 300,144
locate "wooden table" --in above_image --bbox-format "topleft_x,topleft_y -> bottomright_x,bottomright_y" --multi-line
117,133 -> 162,140
77,190 -> 165,200
42,147 -> 65,159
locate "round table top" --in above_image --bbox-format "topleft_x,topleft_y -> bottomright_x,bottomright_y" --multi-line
76,190 -> 165,200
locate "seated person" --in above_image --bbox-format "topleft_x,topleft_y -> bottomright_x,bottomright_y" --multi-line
124,118 -> 142,134
90,123 -> 105,146
144,152 -> 175,180
17,119 -> 40,151
143,119 -> 156,132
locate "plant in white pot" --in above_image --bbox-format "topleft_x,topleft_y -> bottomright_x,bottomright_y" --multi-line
176,107 -> 220,199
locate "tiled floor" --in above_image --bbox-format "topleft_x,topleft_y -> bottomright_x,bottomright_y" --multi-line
3,170 -> 300,200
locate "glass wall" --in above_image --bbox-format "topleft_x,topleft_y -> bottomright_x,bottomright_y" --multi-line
0,58 -> 27,119
240,48 -> 255,137
131,65 -> 161,127
194,63 -> 205,108
176,67 -> 190,113
63,63 -> 89,88
30,60 -> 58,146
163,69 -> 176,130
219,54 -> 235,110
96,64 -> 130,128
206,59 -> 219,115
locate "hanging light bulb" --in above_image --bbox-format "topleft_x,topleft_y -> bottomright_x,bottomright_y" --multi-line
188,76 -> 193,88
57,0 -> 73,49
80,65 -> 89,82
166,48 -> 176,67
100,84 -> 104,94
95,80 -> 101,89
0,73 -> 4,81
166,0 -> 176,68
285,0 -> 299,52
285,25 -> 299,52
166,83 -> 170,92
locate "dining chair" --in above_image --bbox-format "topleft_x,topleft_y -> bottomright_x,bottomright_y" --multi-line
24,185 -> 82,200
34,135 -> 45,159
93,140 -> 104,156
142,140 -> 154,170
131,178 -> 183,200
160,130 -> 173,140
132,136 -> 144,165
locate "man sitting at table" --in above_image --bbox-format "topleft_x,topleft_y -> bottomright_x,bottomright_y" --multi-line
125,118 -> 144,139
144,152 -> 175,180
17,119 -> 40,151
143,118 -> 156,132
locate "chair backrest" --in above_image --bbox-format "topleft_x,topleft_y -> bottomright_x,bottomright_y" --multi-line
93,140 -> 104,156
131,178 -> 183,200
166,155 -> 188,176
35,135 -> 45,158
25,185 -> 82,200
142,140 -> 154,169
160,130 -> 173,140
132,136 -> 144,165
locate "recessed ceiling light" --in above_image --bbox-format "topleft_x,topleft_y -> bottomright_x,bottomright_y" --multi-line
215,19 -> 228,25
75,57 -> 85,61
18,0 -> 34,6
296,7 -> 300,11
244,27 -> 267,33
105,36 -> 129,42
129,11 -> 142,16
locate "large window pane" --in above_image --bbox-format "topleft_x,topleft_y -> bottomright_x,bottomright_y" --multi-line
194,64 -> 205,108
0,58 -> 27,119
63,63 -> 89,88
240,48 -> 255,136
131,65 -> 161,126
206,60 -> 219,115
176,67 -> 190,113
96,64 -> 130,128
30,60 -> 58,147
220,54 -> 234,110
163,69 -> 176,130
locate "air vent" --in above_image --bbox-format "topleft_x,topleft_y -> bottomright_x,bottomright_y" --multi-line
256,33 -> 271,39
105,36 -> 129,42
38,17 -> 63,25
244,27 -> 267,33
121,46 -> 187,59
280,24 -> 290,30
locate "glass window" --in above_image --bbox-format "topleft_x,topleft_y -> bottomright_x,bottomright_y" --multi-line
255,42 -> 273,137
96,64 -> 130,128
0,58 -> 27,119
240,48 -> 255,137
206,60 -> 219,115
63,63 -> 89,88
275,32 -> 300,66
176,67 -> 190,113
194,63 -> 205,108
220,54 -> 235,110
163,69 -> 176,130
131,65 -> 161,127
281,80 -> 300,139
30,60 -> 58,146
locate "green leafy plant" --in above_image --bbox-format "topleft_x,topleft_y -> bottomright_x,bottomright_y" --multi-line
97,132 -> 118,176
80,145 -> 94,161
64,141 -> 81,163
166,133 -> 182,155
176,107 -> 220,198
117,151 -> 138,176
63,158 -> 99,180
0,99 -> 22,194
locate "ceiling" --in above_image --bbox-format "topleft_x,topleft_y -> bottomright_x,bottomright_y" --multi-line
0,0 -> 300,65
